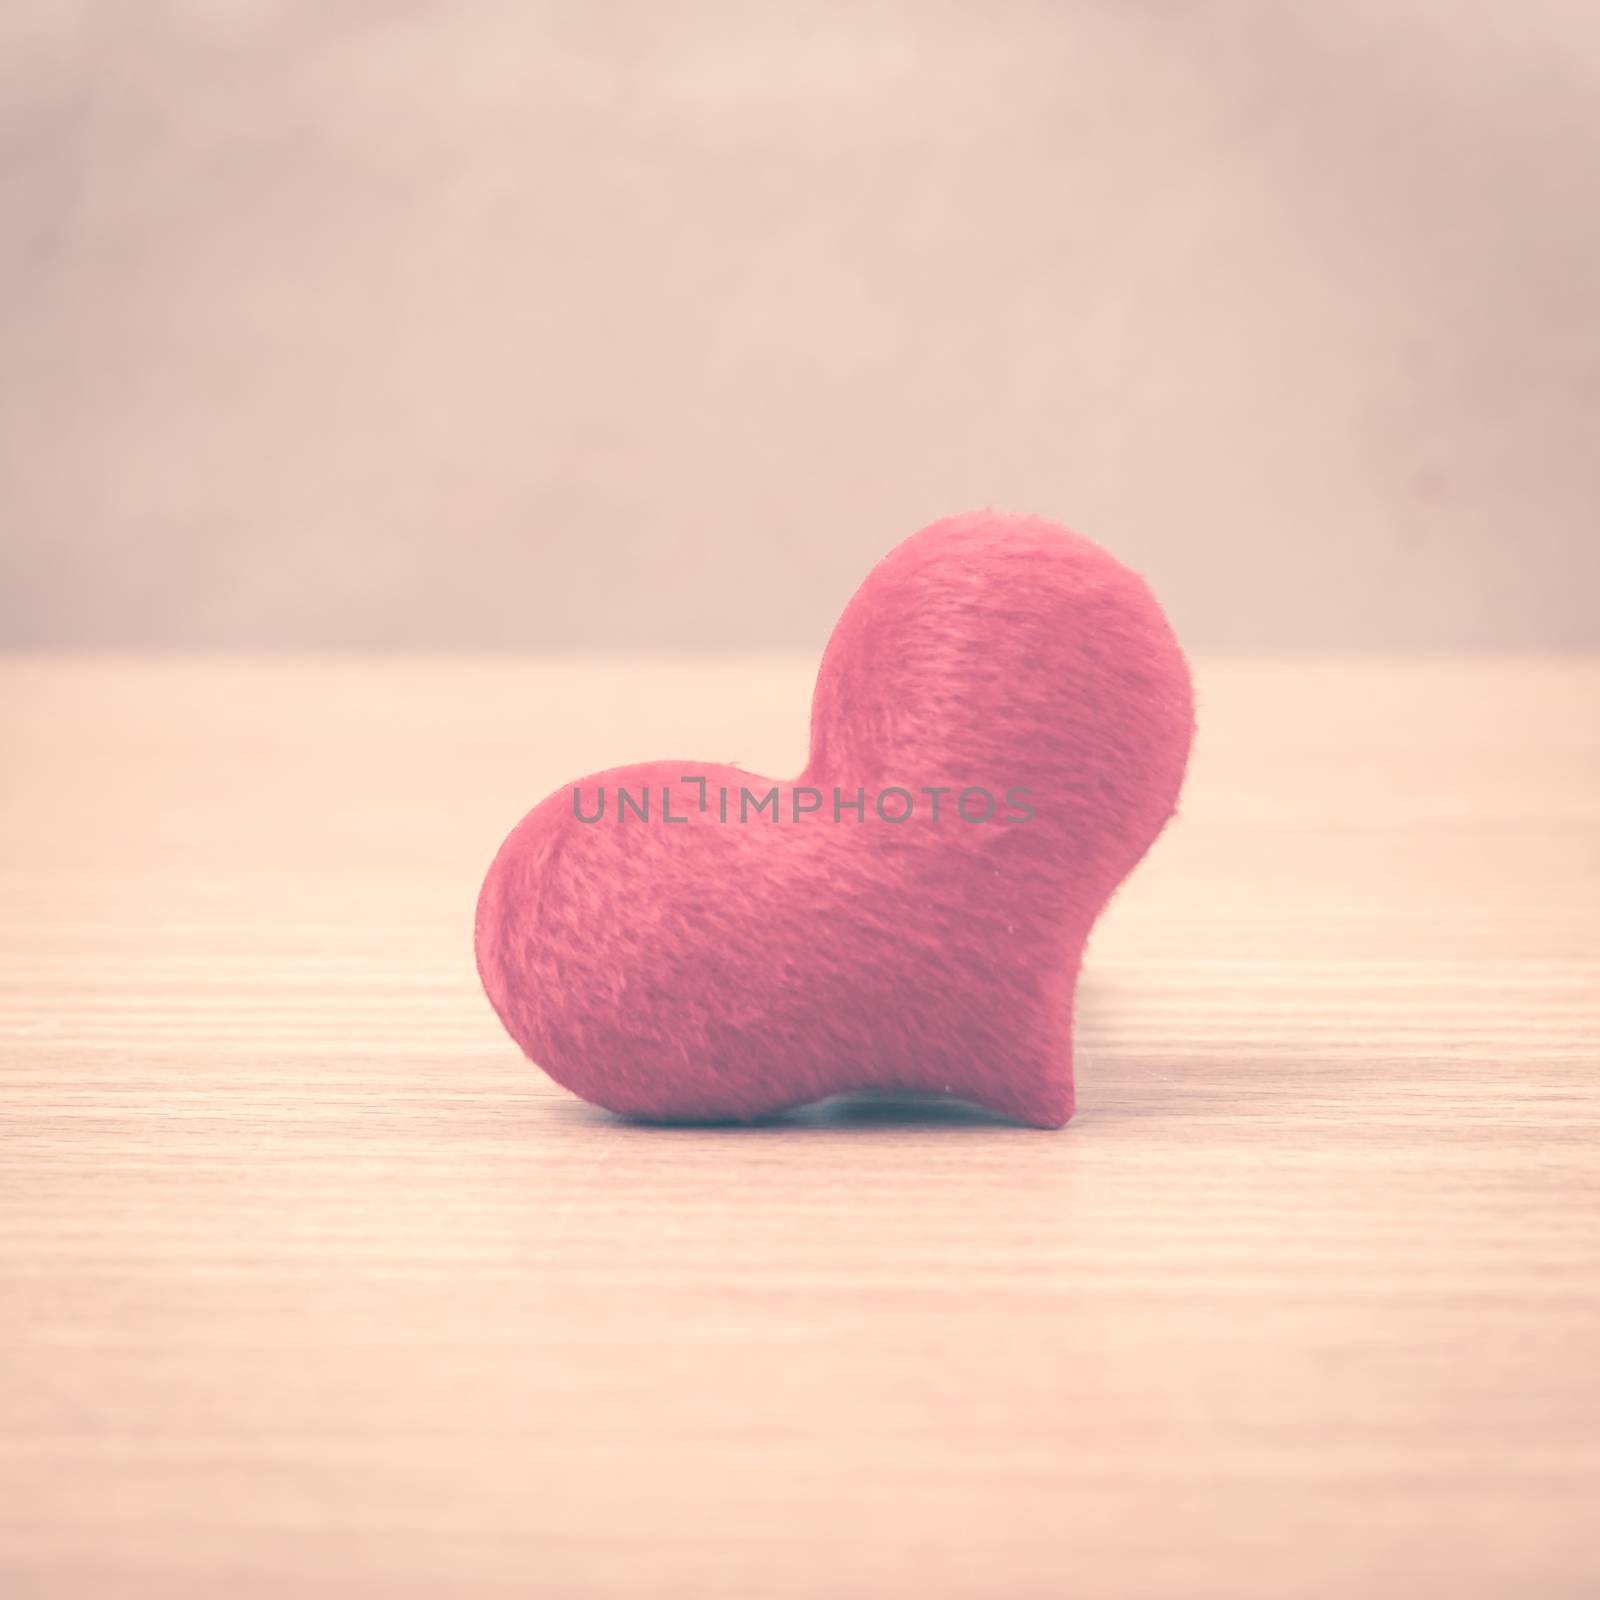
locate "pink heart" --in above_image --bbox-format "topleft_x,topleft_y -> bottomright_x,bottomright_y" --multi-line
476,512 -> 1193,1126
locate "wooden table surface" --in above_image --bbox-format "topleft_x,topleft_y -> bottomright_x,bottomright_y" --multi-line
3,655 -> 1597,1599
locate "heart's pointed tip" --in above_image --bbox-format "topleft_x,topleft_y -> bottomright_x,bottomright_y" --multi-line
1022,1103 -> 1075,1131
959,1077 -> 1075,1131
1012,1103 -> 1075,1132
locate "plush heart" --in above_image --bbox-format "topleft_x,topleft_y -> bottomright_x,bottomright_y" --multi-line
476,512 -> 1193,1127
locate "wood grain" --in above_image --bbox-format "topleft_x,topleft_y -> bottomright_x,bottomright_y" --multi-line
2,655 -> 1597,1599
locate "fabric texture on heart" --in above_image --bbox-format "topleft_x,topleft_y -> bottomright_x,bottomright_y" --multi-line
475,512 -> 1194,1127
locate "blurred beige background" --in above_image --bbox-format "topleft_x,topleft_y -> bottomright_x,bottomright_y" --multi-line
2,0 -> 1596,649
